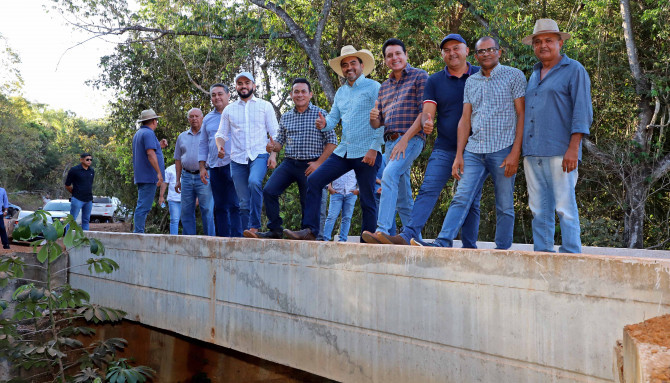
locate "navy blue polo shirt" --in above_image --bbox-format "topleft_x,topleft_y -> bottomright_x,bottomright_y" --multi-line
65,164 -> 95,202
423,63 -> 480,152
132,125 -> 165,184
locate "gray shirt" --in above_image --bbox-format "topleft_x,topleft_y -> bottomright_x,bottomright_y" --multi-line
174,128 -> 203,172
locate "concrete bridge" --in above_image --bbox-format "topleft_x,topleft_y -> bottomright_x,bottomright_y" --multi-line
69,233 -> 670,382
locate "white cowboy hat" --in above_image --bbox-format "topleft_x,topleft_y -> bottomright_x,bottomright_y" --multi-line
522,19 -> 571,45
136,109 -> 161,123
328,45 -> 375,78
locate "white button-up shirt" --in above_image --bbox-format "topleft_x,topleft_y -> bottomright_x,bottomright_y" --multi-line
215,95 -> 279,164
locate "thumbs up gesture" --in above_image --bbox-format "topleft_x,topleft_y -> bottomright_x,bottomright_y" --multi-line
423,112 -> 434,135
370,101 -> 380,121
315,112 -> 326,130
266,136 -> 277,153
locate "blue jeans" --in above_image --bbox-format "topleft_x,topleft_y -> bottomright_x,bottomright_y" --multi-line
317,188 -> 328,240
210,164 -> 241,237
304,152 -> 381,239
435,146 -> 515,249
180,172 -> 215,236
168,200 -> 181,235
70,196 -> 92,230
263,158 -> 312,232
524,156 -> 581,253
377,136 -> 423,234
231,154 -> 268,230
374,191 -> 397,236
400,149 -> 480,248
134,183 -> 157,233
322,192 -> 358,241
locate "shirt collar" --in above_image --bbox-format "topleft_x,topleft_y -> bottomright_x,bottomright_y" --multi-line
534,53 -> 569,72
444,62 -> 474,78
239,95 -> 257,104
388,63 -> 413,81
292,102 -> 314,114
347,75 -> 367,88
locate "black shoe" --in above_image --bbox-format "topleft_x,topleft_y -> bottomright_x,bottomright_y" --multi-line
3,245 -> 10,249
256,230 -> 283,239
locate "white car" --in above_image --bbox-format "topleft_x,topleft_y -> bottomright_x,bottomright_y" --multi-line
11,210 -> 54,242
91,196 -> 121,223
42,199 -> 82,225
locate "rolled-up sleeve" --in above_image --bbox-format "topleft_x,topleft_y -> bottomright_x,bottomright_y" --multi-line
570,65 -> 593,135
215,111 -> 230,141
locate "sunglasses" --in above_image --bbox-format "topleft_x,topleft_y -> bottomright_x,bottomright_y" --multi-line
84,158 -> 92,162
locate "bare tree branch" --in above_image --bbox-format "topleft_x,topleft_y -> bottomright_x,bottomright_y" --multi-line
175,45 -> 209,95
456,0 -> 510,50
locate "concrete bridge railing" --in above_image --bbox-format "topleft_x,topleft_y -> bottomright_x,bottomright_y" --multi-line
69,233 -> 670,382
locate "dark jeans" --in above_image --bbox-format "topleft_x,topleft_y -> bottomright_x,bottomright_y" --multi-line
210,164 -> 242,237
0,216 -> 8,246
262,158 -> 313,232
303,152 -> 381,239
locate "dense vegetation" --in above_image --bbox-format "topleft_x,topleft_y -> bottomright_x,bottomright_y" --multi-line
1,0 -> 668,248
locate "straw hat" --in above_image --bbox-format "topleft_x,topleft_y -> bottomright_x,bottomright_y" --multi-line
328,45 -> 375,78
136,109 -> 161,123
522,19 -> 571,45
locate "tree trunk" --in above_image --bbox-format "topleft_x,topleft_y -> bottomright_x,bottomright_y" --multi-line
623,174 -> 648,248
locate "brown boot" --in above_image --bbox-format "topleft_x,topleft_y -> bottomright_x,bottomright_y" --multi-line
378,232 -> 408,245
361,231 -> 382,244
283,228 -> 316,241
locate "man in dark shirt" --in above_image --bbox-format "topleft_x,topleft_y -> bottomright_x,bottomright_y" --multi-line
380,34 -> 482,247
65,153 -> 95,230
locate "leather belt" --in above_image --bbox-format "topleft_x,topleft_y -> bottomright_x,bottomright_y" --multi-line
183,169 -> 200,175
384,132 -> 403,142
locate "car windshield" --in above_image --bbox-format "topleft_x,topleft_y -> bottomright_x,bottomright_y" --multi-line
43,202 -> 70,211
93,197 -> 111,203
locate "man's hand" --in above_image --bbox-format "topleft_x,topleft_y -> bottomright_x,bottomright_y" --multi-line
352,189 -> 359,196
376,186 -> 382,194
328,186 -> 338,195
199,168 -> 209,185
160,139 -> 168,149
370,101 -> 380,121
452,154 -> 464,180
423,112 -> 434,135
266,137 -> 279,153
158,196 -> 165,206
268,156 -> 277,169
217,145 -> 225,158
390,137 -> 408,160
175,181 -> 182,194
562,147 -> 579,173
156,174 -> 164,188
315,112 -> 326,130
362,149 -> 377,167
305,159 -> 323,176
499,151 -> 520,178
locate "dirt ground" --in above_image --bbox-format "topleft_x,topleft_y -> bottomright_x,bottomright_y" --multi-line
1,222 -> 130,255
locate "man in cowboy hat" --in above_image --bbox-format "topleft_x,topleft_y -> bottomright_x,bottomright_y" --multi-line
215,72 -> 279,234
522,19 -> 592,253
379,33 -> 482,247
284,45 -> 383,241
132,108 -> 167,233
361,38 -> 428,244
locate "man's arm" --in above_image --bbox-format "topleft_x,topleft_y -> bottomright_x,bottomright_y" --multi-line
65,185 -> 73,194
452,103 -> 473,180
175,160 -> 183,193
563,133 -> 584,173
499,97 -> 525,177
214,110 -> 230,156
421,102 -> 437,135
146,149 -> 164,187
158,180 -> 167,206
305,143 -> 336,176
64,169 -> 74,194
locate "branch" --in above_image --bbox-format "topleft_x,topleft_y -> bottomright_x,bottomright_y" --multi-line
175,46 -> 210,95
456,0 -> 510,50
650,153 -> 670,184
583,138 -> 617,170
314,0 -> 333,46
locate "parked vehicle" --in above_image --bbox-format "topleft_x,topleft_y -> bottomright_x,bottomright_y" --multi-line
41,199 -> 82,225
5,203 -> 21,219
91,196 -> 121,223
11,210 -> 54,242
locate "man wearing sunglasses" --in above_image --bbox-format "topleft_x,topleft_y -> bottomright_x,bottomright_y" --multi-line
65,153 -> 95,230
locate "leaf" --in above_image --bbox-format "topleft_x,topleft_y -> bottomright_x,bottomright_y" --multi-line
36,245 -> 49,263
84,308 -> 94,321
43,224 -> 58,241
64,226 -> 75,248
48,242 -> 63,263
90,240 -> 99,254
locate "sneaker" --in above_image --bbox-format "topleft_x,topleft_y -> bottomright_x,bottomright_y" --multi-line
361,231 -> 382,244
378,233 -> 408,245
410,238 -> 438,247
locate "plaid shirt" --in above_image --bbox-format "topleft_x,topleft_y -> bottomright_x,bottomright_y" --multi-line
377,64 -> 428,139
464,64 -> 526,154
277,103 -> 338,160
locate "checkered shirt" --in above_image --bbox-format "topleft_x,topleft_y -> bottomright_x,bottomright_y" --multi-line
463,64 -> 526,154
276,103 -> 338,160
377,64 -> 428,139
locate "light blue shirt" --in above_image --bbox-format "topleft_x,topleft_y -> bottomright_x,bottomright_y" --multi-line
0,187 -> 8,210
199,110 -> 231,168
463,64 -> 526,154
174,128 -> 204,172
523,54 -> 592,161
323,75 -> 384,158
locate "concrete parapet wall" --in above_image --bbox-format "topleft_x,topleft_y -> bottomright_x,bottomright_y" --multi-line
69,233 -> 670,382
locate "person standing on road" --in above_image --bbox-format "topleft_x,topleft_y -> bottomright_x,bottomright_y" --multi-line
522,19 -> 592,253
199,84 -> 242,237
159,163 -> 181,235
132,109 -> 167,233
215,72 -> 279,235
174,108 -> 215,236
64,153 -> 95,230
0,186 -> 10,249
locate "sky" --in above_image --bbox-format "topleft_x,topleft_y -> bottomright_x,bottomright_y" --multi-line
0,0 -> 125,119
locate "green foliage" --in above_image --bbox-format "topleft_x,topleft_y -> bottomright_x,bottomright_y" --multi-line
0,212 -> 153,382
